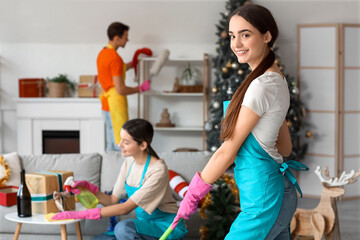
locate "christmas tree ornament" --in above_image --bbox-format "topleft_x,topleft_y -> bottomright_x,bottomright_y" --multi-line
238,69 -> 244,75
231,62 -> 239,69
211,146 -> 217,152
222,67 -> 229,73
221,31 -> 228,39
225,61 -> 232,68
227,87 -> 233,95
306,130 -> 313,138
205,121 -> 213,131
211,87 -> 218,93
214,124 -> 219,129
287,120 -> 293,127
213,101 -> 220,109
291,86 -> 299,94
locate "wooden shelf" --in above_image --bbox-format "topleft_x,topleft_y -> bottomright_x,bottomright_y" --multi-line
138,53 -> 210,152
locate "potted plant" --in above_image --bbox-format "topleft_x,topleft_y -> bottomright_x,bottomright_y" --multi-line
46,74 -> 75,97
180,62 -> 202,86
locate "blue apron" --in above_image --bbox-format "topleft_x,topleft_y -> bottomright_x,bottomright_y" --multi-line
223,100 -> 308,240
125,154 -> 187,239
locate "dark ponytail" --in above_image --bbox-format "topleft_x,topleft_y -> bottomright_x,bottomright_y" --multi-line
220,4 -> 278,141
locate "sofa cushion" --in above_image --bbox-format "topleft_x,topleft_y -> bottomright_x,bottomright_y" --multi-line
159,151 -> 212,182
19,153 -> 102,187
100,151 -> 125,192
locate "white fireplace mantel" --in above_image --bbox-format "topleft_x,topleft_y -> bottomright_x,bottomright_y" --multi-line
16,98 -> 105,154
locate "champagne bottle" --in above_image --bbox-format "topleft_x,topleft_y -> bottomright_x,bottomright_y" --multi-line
17,169 -> 32,217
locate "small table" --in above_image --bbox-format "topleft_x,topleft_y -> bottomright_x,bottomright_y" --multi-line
5,212 -> 83,240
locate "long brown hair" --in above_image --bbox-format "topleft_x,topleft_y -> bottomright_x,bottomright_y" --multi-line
220,5 -> 279,141
122,118 -> 160,159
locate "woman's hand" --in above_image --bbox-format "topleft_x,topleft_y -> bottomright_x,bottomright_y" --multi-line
70,180 -> 98,195
51,208 -> 101,220
171,172 -> 212,229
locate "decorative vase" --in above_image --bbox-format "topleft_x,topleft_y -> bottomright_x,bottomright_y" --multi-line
48,82 -> 66,97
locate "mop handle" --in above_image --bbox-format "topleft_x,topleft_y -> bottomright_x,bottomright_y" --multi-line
159,219 -> 182,240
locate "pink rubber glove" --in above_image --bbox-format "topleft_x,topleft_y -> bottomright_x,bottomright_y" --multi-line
70,180 -> 98,195
51,208 -> 101,220
171,172 -> 212,230
139,80 -> 151,92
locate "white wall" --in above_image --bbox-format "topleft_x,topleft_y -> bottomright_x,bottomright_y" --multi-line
0,0 -> 359,153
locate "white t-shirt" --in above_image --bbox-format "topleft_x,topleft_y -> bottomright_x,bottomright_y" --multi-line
242,72 -> 290,163
112,157 -> 179,214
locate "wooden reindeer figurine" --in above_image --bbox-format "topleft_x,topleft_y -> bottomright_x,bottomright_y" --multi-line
290,166 -> 360,240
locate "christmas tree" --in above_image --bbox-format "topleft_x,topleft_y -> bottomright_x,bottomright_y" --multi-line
201,0 -> 312,239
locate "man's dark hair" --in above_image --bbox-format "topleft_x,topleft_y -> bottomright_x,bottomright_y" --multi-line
107,22 -> 129,40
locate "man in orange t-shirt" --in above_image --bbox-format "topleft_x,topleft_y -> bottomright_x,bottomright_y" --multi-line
97,22 -> 151,151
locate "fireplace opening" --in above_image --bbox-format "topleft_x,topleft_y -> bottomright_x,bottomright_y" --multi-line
42,130 -> 80,154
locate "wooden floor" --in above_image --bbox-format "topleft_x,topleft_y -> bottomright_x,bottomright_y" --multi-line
297,197 -> 360,240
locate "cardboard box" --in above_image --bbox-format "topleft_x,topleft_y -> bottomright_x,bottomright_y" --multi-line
25,170 -> 75,214
0,186 -> 19,206
19,78 -> 46,97
78,75 -> 103,98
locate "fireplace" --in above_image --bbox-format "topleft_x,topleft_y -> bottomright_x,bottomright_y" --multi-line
42,130 -> 80,154
16,98 -> 105,154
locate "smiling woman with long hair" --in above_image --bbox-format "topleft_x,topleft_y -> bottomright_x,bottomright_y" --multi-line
171,4 -> 308,239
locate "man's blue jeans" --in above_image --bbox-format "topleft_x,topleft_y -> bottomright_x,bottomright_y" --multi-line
102,111 -> 121,151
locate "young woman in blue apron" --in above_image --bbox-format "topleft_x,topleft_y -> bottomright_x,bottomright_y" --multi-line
52,119 -> 187,240
172,5 -> 308,239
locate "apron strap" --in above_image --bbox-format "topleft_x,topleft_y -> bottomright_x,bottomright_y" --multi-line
126,160 -> 135,181
139,154 -> 151,188
125,154 -> 151,188
280,160 -> 309,198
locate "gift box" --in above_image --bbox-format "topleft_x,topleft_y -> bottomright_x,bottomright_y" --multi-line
78,75 -> 103,98
0,186 -> 19,207
25,170 -> 75,214
19,78 -> 46,97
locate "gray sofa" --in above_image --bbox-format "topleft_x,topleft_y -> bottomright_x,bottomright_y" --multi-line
0,151 -> 212,240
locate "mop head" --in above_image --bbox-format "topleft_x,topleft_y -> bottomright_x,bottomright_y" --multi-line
149,49 -> 170,78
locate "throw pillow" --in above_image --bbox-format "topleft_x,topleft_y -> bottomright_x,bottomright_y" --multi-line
169,169 -> 189,200
3,152 -> 22,186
